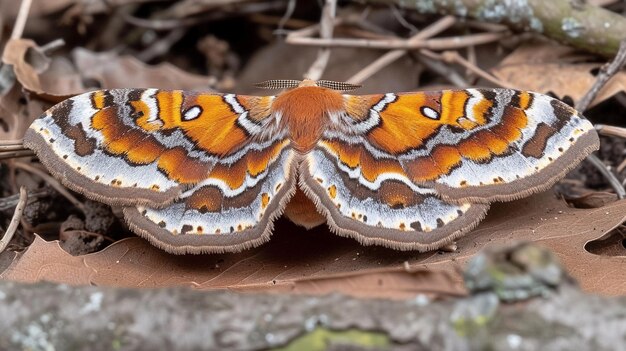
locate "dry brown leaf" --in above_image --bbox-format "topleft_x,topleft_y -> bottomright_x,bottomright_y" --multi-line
72,48 -> 217,90
564,191 -> 619,209
424,192 -> 626,295
2,191 -> 625,296
1,42 -> 217,103
585,227 -> 626,257
1,39 -> 51,94
492,42 -> 626,107
1,39 -> 84,102
0,233 -> 461,299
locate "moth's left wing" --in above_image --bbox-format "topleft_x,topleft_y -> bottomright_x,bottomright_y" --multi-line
25,88 -> 298,254
335,89 -> 599,203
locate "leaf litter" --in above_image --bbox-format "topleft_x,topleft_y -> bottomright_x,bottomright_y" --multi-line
2,191 -> 625,298
1,0 -> 626,300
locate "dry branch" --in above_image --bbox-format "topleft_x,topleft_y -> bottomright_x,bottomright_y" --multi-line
366,0 -> 626,57
1,281 -> 626,351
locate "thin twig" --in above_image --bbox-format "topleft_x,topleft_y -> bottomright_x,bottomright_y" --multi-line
0,143 -> 29,151
0,150 -> 35,160
596,124 -> 626,139
388,4 -> 419,34
10,0 -> 32,39
577,39 -> 626,111
304,0 -> 337,80
347,16 -> 456,84
0,187 -> 27,253
13,162 -> 86,214
586,154 -> 626,199
0,188 -> 52,211
121,1 -> 286,31
288,31 -> 509,51
276,0 -> 297,34
0,139 -> 24,146
39,39 -> 65,54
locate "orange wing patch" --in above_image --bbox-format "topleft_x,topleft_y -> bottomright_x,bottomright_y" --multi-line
206,140 -> 288,191
178,94 -> 249,156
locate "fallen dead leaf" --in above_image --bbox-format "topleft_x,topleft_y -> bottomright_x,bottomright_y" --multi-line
564,191 -> 619,209
1,39 -> 84,102
1,42 -> 218,105
73,48 -> 217,91
585,226 -> 626,257
1,191 -> 625,297
2,39 -> 51,95
492,41 -> 626,108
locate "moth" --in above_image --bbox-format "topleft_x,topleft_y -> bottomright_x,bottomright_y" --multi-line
24,79 -> 599,254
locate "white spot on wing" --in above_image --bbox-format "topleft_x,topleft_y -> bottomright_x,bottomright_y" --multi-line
183,106 -> 202,121
421,106 -> 439,120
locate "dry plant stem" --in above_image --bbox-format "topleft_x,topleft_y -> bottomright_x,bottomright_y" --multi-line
596,124 -> 626,139
0,188 -> 51,211
121,1 -> 286,30
577,40 -> 626,111
0,150 -> 35,160
10,0 -> 32,39
0,139 -> 23,146
366,0 -> 626,57
0,143 -> 27,151
586,154 -> 626,199
347,16 -> 456,84
277,0 -> 297,33
289,31 -> 508,50
39,39 -> 65,54
13,162 -> 86,214
304,0 -> 337,80
0,187 -> 27,253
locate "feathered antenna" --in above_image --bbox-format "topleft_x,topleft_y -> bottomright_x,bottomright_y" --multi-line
316,80 -> 362,92
253,79 -> 301,89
